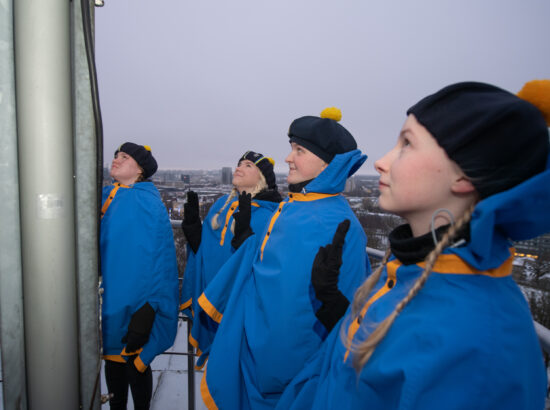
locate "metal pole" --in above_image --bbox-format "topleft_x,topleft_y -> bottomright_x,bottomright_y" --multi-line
71,0 -> 101,408
186,317 -> 196,410
0,0 -> 28,408
14,0 -> 80,408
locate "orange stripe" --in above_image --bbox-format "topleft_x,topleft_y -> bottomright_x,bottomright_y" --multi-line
198,293 -> 223,323
100,183 -> 129,219
287,192 -> 339,201
219,200 -> 260,246
188,325 -> 208,369
220,201 -> 239,246
342,252 -> 514,361
134,355 -> 147,373
201,367 -> 219,410
260,201 -> 287,260
419,252 -> 514,277
189,333 -> 199,350
343,260 -> 398,362
103,355 -> 126,363
180,299 -> 192,311
259,192 -> 339,260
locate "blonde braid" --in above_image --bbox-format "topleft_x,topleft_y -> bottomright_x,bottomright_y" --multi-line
211,188 -> 238,230
350,249 -> 392,318
350,203 -> 476,371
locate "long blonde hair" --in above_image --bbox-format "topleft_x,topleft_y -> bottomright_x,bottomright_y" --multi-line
210,172 -> 268,231
345,202 -> 476,371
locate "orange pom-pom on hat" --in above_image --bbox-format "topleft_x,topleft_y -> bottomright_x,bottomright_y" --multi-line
517,79 -> 550,126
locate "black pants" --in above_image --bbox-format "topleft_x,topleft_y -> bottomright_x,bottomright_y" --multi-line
105,357 -> 152,410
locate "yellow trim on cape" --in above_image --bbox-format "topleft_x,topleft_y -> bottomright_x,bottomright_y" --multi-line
219,200 -> 260,246
103,355 -> 126,363
259,192 -> 339,260
418,252 -> 514,277
343,260 -> 398,362
188,333 -> 205,370
198,293 -> 223,324
180,298 -> 192,311
134,355 -> 147,373
287,192 -> 339,202
343,251 -> 514,361
100,182 -> 129,218
201,367 -> 218,410
219,201 -> 238,246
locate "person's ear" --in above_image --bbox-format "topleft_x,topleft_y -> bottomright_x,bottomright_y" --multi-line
451,176 -> 476,194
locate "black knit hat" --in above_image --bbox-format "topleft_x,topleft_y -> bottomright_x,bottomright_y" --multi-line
115,142 -> 158,179
407,82 -> 549,198
239,151 -> 277,190
288,107 -> 357,163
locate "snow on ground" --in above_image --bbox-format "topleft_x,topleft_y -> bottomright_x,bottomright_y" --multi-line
99,318 -> 208,409
0,319 -> 207,410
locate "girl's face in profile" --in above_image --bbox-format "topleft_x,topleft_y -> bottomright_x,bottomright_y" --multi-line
285,142 -> 327,184
374,114 -> 471,234
110,151 -> 142,185
233,159 -> 262,193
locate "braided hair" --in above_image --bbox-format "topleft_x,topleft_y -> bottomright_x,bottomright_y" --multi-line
345,203 -> 476,371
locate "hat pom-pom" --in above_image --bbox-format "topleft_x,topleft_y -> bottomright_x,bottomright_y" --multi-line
517,79 -> 550,126
320,107 -> 342,122
143,145 -> 152,152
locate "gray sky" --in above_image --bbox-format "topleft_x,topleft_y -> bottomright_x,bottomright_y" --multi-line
95,0 -> 550,175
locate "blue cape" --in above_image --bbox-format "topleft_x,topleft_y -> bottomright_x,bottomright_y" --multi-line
201,150 -> 371,409
277,155 -> 550,410
100,182 -> 179,368
180,193 -> 280,367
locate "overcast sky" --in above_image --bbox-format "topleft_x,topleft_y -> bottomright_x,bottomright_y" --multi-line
95,0 -> 550,175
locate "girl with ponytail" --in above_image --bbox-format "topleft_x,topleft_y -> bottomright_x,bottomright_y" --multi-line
277,80 -> 550,410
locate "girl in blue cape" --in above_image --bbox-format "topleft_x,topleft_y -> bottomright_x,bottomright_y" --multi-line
180,151 -> 282,368
101,142 -> 179,410
277,80 -> 550,410
200,108 -> 371,409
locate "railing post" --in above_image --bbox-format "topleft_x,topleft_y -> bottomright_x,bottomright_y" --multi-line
186,317 -> 196,410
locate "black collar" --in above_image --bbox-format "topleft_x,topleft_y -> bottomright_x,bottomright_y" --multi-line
254,189 -> 283,203
389,223 -> 470,265
288,179 -> 313,193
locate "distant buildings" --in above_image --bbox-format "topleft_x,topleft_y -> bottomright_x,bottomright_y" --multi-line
344,176 -> 357,193
221,167 -> 232,185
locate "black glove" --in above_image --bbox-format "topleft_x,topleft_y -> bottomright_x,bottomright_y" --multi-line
181,191 -> 202,253
231,191 -> 254,250
122,302 -> 156,353
311,219 -> 351,332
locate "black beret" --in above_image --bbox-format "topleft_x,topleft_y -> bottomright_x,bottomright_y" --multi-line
408,82 -> 549,198
115,142 -> 158,179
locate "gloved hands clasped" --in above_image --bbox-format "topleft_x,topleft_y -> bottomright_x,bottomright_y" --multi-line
181,190 -> 202,254
122,302 -> 156,353
311,219 -> 351,332
231,191 -> 254,250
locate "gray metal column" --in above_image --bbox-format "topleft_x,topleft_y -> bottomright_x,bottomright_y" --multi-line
71,0 -> 101,408
0,0 -> 28,408
14,0 -> 80,408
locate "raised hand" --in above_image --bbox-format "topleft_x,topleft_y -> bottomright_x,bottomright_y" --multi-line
231,191 -> 253,250
311,219 -> 351,332
181,190 -> 202,253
